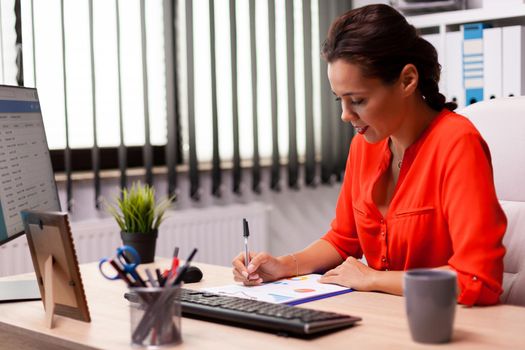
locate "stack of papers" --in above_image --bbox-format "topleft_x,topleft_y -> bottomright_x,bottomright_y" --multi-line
202,274 -> 352,306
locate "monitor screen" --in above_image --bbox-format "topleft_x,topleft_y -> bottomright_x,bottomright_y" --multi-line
0,85 -> 61,246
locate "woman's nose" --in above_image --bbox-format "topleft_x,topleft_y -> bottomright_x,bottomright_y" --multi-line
341,107 -> 358,123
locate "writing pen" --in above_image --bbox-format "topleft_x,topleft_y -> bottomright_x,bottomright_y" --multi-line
170,246 -> 180,277
116,251 -> 147,287
144,268 -> 158,287
155,268 -> 165,287
133,248 -> 198,344
109,259 -> 137,287
243,218 -> 250,269
170,248 -> 198,286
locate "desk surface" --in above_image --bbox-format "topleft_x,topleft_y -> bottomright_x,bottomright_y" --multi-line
0,259 -> 524,350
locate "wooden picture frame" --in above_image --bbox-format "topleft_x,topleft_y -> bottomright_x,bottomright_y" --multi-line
21,211 -> 91,328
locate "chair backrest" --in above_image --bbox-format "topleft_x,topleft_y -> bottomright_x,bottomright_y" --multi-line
459,97 -> 525,306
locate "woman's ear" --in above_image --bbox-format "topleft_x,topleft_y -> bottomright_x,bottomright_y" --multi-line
399,64 -> 419,96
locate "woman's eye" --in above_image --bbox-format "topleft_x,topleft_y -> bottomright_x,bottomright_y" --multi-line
334,97 -> 364,105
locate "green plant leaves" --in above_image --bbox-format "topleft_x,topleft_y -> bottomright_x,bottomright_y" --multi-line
105,181 -> 175,233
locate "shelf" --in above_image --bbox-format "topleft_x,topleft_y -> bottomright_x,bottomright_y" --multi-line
407,4 -> 525,28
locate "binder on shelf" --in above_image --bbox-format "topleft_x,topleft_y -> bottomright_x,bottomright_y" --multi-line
502,26 -> 525,98
445,31 -> 465,108
483,27 -> 503,101
462,23 -> 486,105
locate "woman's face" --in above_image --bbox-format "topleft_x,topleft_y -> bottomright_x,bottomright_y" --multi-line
327,59 -> 408,144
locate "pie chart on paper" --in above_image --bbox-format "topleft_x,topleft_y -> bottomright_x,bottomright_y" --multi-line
287,276 -> 309,281
202,273 -> 352,304
294,288 -> 316,293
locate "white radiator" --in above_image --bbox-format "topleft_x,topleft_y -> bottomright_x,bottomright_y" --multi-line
0,202 -> 271,277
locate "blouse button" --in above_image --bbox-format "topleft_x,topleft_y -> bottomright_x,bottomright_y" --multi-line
381,231 -> 385,236
472,276 -> 478,281
380,219 -> 384,224
381,257 -> 386,262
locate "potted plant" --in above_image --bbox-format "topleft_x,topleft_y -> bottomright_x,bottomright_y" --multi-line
106,181 -> 174,263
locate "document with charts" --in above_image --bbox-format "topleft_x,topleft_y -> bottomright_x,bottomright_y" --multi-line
202,274 -> 352,305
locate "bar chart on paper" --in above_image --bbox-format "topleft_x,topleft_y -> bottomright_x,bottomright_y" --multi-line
203,274 -> 353,305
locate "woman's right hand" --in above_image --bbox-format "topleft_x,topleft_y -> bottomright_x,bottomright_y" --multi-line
231,251 -> 288,286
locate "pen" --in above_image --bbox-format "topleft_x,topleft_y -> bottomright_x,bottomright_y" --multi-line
170,248 -> 198,286
145,268 -> 158,287
109,259 -> 137,287
130,271 -> 147,288
133,248 -> 198,344
115,249 -> 147,287
155,268 -> 165,287
170,246 -> 180,277
243,218 -> 250,269
161,246 -> 181,280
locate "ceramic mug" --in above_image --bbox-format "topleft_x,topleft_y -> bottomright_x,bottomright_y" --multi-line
404,269 -> 457,343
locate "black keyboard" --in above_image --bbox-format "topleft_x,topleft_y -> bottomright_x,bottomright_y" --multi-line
125,288 -> 361,337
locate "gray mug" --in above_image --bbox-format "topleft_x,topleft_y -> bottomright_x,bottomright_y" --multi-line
404,269 -> 457,343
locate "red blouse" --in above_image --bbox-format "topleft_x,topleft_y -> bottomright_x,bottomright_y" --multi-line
321,109 -> 506,306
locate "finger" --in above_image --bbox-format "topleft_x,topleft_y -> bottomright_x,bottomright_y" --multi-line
322,268 -> 339,278
233,267 -> 245,279
247,273 -> 260,280
232,267 -> 260,282
319,274 -> 340,285
345,256 -> 357,263
246,252 -> 270,274
233,274 -> 244,282
233,269 -> 247,282
232,252 -> 249,278
242,278 -> 264,286
231,252 -> 244,267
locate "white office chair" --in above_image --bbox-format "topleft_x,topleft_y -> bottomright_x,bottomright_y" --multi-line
459,97 -> 525,306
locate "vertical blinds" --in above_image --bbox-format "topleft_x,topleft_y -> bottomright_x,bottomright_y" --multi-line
2,0 -> 353,209
179,0 -> 353,198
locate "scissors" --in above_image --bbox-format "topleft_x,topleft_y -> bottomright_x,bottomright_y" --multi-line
99,245 -> 146,286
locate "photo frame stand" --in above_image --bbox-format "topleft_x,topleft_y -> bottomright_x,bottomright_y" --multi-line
21,211 -> 91,329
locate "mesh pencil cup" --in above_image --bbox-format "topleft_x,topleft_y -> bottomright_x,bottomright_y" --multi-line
129,286 -> 182,348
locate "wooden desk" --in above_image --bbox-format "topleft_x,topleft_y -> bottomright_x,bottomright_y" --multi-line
0,260 -> 524,349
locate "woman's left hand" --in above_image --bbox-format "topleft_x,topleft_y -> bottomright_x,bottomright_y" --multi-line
319,256 -> 377,291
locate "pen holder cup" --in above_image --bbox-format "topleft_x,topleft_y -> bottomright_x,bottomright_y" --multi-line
129,286 -> 182,348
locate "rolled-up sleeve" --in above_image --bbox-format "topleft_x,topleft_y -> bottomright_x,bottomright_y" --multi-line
442,133 -> 506,306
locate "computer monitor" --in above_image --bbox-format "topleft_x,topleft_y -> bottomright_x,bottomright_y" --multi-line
0,85 -> 61,301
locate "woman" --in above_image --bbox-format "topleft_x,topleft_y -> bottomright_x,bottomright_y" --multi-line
232,4 -> 506,306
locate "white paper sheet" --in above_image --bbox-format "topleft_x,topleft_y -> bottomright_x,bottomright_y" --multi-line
202,274 -> 352,304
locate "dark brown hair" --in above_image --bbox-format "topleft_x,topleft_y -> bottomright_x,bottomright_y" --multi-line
321,4 -> 456,111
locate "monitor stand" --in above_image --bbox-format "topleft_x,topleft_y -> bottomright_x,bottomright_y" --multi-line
0,279 -> 41,303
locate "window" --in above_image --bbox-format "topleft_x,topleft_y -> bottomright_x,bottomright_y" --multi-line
0,0 -> 353,205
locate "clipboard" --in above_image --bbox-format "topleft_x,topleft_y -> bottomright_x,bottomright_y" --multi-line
21,210 -> 91,328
